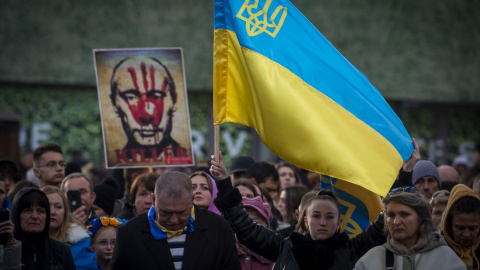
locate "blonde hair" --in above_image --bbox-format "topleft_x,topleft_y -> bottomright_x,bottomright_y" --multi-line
42,186 -> 85,242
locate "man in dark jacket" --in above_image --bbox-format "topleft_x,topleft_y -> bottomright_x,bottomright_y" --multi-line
111,171 -> 240,270
12,187 -> 75,269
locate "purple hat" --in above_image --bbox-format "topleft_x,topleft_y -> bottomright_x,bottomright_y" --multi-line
412,160 -> 441,188
242,196 -> 273,227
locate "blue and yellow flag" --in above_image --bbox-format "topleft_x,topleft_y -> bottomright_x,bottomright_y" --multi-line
213,0 -> 414,196
320,175 -> 382,238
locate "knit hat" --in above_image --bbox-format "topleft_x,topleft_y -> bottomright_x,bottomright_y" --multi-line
412,160 -> 441,188
230,156 -> 255,174
93,182 -> 116,216
242,196 -> 273,227
452,155 -> 471,170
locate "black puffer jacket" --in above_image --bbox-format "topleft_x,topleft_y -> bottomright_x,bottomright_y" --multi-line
12,188 -> 76,270
214,177 -> 386,270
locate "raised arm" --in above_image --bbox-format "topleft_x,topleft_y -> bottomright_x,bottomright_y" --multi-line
211,153 -> 285,262
391,138 -> 420,189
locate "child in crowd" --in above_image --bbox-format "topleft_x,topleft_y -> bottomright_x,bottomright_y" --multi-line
88,216 -> 127,270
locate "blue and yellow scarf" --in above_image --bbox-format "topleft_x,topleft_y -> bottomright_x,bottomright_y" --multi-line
147,206 -> 195,240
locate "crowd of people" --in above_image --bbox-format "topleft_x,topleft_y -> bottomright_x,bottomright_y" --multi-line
0,140 -> 479,269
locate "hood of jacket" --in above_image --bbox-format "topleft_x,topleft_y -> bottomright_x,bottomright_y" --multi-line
204,173 -> 221,215
11,187 -> 50,241
385,232 -> 447,269
442,184 -> 480,267
385,232 -> 447,254
65,222 -> 89,245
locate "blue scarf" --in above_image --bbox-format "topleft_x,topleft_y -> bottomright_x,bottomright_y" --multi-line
147,206 -> 195,240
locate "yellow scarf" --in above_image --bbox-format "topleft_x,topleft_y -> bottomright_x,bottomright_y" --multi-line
155,207 -> 196,238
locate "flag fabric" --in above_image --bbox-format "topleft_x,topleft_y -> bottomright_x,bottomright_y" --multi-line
213,0 -> 414,196
320,175 -> 383,238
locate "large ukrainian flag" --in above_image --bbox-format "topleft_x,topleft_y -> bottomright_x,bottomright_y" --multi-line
213,0 -> 414,196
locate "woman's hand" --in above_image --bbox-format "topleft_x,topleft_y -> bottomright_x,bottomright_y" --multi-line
210,151 -> 228,180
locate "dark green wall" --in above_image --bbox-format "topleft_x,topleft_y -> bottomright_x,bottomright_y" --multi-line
1,0 -> 479,101
1,0 -> 479,169
1,86 -> 479,168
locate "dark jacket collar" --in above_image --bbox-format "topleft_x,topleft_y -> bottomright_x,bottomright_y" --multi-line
138,205 -> 211,270
290,232 -> 349,270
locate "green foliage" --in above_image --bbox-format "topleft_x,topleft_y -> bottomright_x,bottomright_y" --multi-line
0,86 -> 104,165
3,86 -> 477,168
0,87 -> 253,168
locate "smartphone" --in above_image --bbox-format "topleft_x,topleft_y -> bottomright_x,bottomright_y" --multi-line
0,210 -> 9,245
67,190 -> 82,212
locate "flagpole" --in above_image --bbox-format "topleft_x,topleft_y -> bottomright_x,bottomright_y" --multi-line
214,125 -> 220,160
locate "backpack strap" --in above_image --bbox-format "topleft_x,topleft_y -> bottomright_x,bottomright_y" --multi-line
386,248 -> 394,270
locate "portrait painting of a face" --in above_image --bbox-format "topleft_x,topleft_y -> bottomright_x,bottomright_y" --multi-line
94,48 -> 194,168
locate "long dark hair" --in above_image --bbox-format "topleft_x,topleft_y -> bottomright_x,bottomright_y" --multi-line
282,185 -> 309,225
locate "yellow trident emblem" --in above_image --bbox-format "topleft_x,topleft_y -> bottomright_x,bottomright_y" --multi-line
339,199 -> 363,238
236,0 -> 288,38
319,175 -> 363,238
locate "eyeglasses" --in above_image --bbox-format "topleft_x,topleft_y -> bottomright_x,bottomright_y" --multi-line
94,239 -> 116,248
37,161 -> 65,169
389,186 -> 417,195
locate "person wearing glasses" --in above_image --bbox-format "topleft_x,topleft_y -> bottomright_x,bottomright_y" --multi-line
88,216 -> 126,270
12,187 -> 75,269
42,186 -> 98,270
247,162 -> 280,205
442,184 -> 480,269
246,162 -> 284,226
354,187 -> 465,270
211,153 -> 386,270
33,143 -> 66,189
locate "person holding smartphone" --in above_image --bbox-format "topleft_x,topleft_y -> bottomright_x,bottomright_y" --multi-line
61,173 -> 97,226
0,175 -> 21,270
